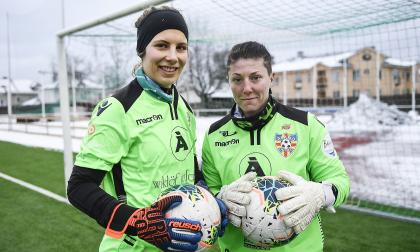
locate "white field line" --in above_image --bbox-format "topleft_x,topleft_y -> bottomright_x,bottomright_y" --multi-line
0,171 -> 69,204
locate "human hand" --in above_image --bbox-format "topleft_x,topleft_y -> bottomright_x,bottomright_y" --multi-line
217,172 -> 257,227
275,171 -> 335,234
106,195 -> 202,251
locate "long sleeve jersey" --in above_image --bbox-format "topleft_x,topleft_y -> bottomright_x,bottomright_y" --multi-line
68,79 -> 198,251
202,100 -> 350,251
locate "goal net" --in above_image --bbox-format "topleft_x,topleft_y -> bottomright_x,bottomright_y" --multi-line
58,0 -> 420,222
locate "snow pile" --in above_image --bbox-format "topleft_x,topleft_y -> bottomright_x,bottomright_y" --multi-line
328,93 -> 414,131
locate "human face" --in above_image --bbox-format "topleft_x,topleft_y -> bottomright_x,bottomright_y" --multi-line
142,29 -> 188,89
228,58 -> 272,118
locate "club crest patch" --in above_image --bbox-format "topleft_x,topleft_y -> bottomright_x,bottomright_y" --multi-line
275,133 -> 298,158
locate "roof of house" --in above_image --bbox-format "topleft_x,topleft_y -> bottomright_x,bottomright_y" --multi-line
44,79 -> 104,90
0,79 -> 40,94
273,52 -> 354,72
272,48 -> 417,72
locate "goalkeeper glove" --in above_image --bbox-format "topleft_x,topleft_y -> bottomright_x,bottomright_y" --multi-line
215,198 -> 229,237
217,172 -> 257,227
275,171 -> 336,234
105,195 -> 202,251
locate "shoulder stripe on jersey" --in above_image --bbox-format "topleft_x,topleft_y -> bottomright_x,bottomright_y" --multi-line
112,79 -> 143,113
274,100 -> 308,126
208,114 -> 232,135
315,116 -> 325,127
179,94 -> 193,113
173,87 -> 179,120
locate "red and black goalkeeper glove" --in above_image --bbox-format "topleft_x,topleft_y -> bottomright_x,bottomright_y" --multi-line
105,195 -> 202,251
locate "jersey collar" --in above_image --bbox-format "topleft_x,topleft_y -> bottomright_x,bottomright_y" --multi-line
231,96 -> 276,131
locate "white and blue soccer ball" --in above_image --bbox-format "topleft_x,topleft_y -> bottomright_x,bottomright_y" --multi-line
159,184 -> 221,251
242,176 -> 297,249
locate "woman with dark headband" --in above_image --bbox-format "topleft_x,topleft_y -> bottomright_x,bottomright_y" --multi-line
67,6 -> 225,252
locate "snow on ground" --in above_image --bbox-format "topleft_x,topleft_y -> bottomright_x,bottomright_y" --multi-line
328,93 -> 415,132
326,94 -> 420,210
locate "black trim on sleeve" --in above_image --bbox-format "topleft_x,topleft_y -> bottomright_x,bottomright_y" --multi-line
208,114 -> 232,135
332,184 -> 338,204
112,79 -> 143,113
275,101 -> 308,126
112,162 -> 127,204
194,155 -> 204,184
67,166 -> 120,228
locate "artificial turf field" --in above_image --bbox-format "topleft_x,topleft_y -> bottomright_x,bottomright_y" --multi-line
1,140 -> 419,251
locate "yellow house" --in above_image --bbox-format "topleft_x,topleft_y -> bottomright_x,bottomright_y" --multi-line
271,47 -> 419,105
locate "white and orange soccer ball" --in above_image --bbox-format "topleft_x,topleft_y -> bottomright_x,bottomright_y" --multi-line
159,184 -> 221,251
241,176 -> 298,249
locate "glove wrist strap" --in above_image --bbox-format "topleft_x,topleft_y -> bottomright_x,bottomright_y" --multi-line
105,203 -> 138,238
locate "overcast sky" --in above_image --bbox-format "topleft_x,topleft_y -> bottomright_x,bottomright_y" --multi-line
0,0 -> 143,82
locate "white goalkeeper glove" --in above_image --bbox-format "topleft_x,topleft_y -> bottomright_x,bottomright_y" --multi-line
275,170 -> 336,234
217,172 -> 257,227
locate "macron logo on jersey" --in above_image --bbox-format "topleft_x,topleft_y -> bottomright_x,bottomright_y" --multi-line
215,138 -> 239,147
136,114 -> 163,125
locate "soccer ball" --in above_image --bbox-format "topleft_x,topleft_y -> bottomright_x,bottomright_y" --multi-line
241,176 -> 297,249
159,184 -> 221,251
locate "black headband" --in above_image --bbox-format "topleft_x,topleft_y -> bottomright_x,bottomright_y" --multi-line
136,9 -> 189,55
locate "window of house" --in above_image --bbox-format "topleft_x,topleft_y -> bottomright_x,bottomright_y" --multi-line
379,70 -> 382,80
333,90 -> 340,98
332,70 -> 339,83
405,71 -> 410,81
353,69 -> 360,81
295,71 -> 302,83
392,69 -> 400,85
353,89 -> 360,97
296,90 -> 301,98
308,72 -> 312,83
364,69 -> 370,75
17,97 -> 20,102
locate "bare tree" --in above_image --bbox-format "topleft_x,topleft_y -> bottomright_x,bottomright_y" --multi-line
186,43 -> 229,107
49,54 -> 92,84
103,39 -> 132,89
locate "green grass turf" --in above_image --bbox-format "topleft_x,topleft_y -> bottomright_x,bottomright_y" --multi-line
0,178 -> 103,252
321,210 -> 420,252
0,140 -> 66,196
1,140 -> 420,251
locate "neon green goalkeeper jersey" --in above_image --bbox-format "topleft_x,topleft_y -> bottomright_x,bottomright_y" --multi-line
75,80 -> 196,251
202,100 -> 350,251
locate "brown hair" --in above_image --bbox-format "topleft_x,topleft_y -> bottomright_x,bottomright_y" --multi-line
227,41 -> 273,75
